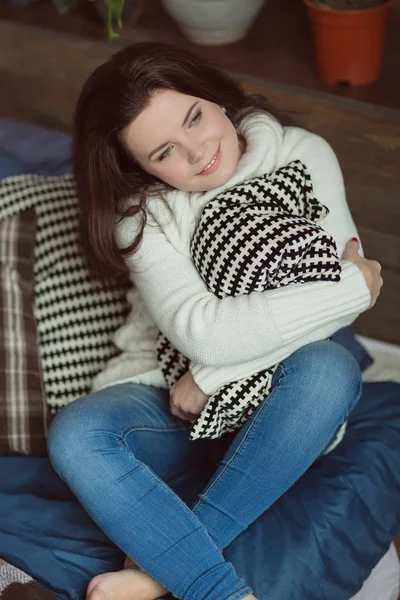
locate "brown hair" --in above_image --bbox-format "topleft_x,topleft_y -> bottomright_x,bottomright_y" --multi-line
73,42 -> 286,282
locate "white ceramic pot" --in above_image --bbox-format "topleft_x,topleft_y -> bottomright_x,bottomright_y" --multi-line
162,0 -> 266,45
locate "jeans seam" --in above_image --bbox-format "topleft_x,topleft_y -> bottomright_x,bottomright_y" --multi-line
88,425 -> 189,445
121,424 -> 189,437
193,373 -> 285,509
226,587 -> 253,600
90,421 -> 189,438
123,446 -> 224,558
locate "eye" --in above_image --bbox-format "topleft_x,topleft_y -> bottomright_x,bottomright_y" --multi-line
158,146 -> 174,162
190,111 -> 202,127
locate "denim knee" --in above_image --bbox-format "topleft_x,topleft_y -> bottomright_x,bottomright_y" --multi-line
288,340 -> 362,420
47,396 -> 90,477
47,384 -> 141,475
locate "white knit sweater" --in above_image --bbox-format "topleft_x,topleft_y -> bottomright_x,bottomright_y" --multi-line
92,113 -> 370,395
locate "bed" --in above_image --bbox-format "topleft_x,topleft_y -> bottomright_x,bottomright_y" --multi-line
0,118 -> 399,600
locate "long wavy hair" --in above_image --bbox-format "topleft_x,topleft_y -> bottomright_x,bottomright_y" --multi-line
73,42 -> 287,282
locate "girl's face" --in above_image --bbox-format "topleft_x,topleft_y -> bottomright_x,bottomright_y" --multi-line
120,89 -> 241,193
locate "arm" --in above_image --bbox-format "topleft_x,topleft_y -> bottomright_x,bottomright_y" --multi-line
278,128 -> 365,259
189,130 -> 371,393
121,129 -> 369,374
189,298 -> 363,395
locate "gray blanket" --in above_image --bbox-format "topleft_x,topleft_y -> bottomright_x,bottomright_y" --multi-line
0,559 -> 54,600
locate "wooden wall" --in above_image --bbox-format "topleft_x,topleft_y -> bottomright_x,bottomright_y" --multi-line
243,78 -> 400,346
0,21 -> 399,345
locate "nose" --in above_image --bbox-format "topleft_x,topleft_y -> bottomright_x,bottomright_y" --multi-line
187,142 -> 205,164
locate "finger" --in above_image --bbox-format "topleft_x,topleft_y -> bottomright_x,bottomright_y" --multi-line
124,556 -> 139,569
176,410 -> 194,421
182,411 -> 199,420
169,402 -> 181,419
176,405 -> 198,420
343,240 -> 360,262
169,402 -> 193,421
343,238 -> 359,253
180,413 -> 196,421
169,390 -> 178,409
372,260 -> 382,272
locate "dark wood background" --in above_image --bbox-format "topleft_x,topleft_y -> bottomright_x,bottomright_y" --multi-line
0,0 -> 399,345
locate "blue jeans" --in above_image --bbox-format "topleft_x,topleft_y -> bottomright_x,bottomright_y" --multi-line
47,340 -> 361,600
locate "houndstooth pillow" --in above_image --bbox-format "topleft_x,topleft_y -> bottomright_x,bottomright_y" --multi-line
158,161 -> 342,441
0,174 -> 130,414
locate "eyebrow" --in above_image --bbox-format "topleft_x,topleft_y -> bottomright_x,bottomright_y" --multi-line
148,101 -> 200,160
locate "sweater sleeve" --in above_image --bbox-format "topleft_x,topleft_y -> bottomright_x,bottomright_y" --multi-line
122,129 -> 370,379
189,264 -> 367,394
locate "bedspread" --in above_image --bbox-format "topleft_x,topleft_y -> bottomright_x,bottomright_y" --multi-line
1,118 -> 399,600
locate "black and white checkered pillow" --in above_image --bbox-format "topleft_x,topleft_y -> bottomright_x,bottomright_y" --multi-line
0,175 -> 130,413
157,161 -> 342,441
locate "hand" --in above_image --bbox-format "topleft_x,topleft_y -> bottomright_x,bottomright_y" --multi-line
169,371 -> 209,422
343,238 -> 383,308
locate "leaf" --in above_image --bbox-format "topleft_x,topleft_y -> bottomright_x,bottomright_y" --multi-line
111,0 -> 124,29
105,0 -> 124,40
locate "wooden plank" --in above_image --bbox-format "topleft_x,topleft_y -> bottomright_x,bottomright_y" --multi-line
241,78 -> 400,234
351,226 -> 400,344
1,0 -> 400,111
0,22 -> 112,130
241,78 -> 400,344
0,70 -> 77,131
359,228 -> 400,271
352,266 -> 400,345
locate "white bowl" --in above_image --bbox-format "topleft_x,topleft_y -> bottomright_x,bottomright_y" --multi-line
162,0 -> 266,45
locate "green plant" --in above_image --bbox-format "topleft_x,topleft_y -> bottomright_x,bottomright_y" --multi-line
104,0 -> 125,39
50,0 -> 125,40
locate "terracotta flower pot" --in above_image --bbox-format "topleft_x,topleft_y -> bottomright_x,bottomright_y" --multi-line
304,0 -> 391,86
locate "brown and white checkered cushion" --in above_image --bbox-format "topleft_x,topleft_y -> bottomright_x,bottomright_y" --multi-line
0,209 -> 47,455
0,174 -> 131,416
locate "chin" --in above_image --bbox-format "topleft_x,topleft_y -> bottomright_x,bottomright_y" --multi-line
215,164 -> 236,188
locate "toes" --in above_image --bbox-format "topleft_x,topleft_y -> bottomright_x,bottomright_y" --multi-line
87,589 -> 107,600
86,575 -> 107,599
124,555 -> 139,569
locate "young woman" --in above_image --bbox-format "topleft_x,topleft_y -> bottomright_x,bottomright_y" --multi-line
47,42 -> 382,600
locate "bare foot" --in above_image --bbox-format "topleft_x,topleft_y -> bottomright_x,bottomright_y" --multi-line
86,557 -> 256,600
86,567 -> 168,600
123,556 -> 138,570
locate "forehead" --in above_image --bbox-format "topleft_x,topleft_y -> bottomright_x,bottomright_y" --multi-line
121,89 -> 198,157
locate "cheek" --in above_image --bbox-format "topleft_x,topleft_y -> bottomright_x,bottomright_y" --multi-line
206,113 -> 238,157
153,161 -> 187,186
207,112 -> 229,138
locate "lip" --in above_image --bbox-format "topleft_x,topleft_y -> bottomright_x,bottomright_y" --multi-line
198,146 -> 221,175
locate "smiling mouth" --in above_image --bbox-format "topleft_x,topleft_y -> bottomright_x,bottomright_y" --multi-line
198,146 -> 221,175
